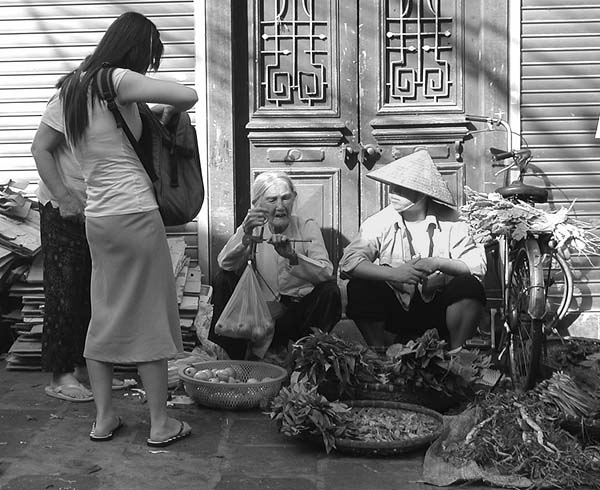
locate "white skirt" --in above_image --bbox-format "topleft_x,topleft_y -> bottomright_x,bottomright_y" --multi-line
83,209 -> 182,363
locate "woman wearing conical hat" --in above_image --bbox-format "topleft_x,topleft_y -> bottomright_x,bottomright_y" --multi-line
339,150 -> 486,351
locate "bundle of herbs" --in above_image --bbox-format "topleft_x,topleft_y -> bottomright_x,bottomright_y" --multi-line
444,388 -> 600,489
267,382 -> 358,453
290,330 -> 378,399
373,329 -> 492,398
460,186 -> 600,259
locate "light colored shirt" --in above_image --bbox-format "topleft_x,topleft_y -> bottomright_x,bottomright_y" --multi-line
68,68 -> 157,217
339,204 -> 486,308
218,216 -> 335,300
35,93 -> 87,207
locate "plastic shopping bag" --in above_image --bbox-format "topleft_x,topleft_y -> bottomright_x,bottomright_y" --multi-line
214,263 -> 275,356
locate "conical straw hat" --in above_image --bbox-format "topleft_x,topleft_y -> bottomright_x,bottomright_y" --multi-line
366,149 -> 455,207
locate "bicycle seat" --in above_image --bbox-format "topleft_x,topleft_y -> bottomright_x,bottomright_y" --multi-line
495,182 -> 548,203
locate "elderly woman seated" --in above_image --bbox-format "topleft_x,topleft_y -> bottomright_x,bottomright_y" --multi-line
208,171 -> 342,359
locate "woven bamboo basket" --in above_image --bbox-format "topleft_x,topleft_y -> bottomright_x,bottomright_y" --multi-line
308,400 -> 444,457
353,382 -> 459,412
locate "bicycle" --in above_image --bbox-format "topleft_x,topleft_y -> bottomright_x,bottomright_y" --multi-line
465,114 -> 574,391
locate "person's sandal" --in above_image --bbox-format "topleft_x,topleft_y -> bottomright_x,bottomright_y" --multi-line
146,420 -> 191,448
89,416 -> 124,441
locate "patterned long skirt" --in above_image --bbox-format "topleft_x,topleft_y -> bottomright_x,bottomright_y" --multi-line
40,203 -> 91,374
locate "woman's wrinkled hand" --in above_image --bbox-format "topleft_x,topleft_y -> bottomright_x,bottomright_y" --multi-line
242,207 -> 268,235
267,234 -> 296,260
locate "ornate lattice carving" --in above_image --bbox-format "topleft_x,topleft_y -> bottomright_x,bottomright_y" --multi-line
257,0 -> 332,111
385,0 -> 457,107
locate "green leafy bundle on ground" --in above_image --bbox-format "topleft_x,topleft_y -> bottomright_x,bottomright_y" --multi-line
444,387 -> 600,489
267,382 -> 357,453
290,330 -> 378,398
372,329 -> 492,397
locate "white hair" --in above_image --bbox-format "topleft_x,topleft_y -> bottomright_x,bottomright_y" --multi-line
251,171 -> 296,205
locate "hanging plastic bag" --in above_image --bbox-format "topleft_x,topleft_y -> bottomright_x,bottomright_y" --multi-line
214,262 -> 275,357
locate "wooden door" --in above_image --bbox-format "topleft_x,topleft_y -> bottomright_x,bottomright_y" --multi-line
246,0 -> 359,267
244,0 -> 507,268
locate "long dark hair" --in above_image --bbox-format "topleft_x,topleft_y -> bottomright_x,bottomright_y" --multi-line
58,11 -> 164,145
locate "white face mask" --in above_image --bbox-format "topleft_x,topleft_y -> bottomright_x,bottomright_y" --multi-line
389,186 -> 424,213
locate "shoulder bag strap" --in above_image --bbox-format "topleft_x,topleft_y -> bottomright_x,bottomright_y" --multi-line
98,67 -> 158,181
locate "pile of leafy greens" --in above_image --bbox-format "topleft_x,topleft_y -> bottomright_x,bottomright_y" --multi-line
267,382 -> 357,454
289,329 -> 378,399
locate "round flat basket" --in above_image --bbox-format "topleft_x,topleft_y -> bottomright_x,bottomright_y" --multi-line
354,382 -> 458,412
332,400 -> 443,457
180,360 -> 288,410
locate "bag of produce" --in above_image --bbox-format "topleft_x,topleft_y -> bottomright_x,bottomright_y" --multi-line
214,262 -> 275,357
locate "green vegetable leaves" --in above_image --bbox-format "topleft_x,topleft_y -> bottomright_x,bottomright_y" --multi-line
267,382 -> 357,453
290,330 -> 377,398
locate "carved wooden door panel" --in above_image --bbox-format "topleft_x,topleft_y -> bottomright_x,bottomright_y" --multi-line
246,0 -> 359,267
246,0 -> 481,267
358,0 -> 470,221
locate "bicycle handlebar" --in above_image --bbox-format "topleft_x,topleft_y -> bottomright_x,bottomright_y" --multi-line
466,113 -> 514,153
466,114 -> 495,123
490,147 -> 515,161
490,147 -> 532,163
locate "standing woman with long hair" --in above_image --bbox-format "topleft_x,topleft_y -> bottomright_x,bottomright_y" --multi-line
57,12 -> 197,446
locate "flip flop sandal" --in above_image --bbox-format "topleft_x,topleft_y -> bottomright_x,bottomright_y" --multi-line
112,378 -> 137,391
146,421 -> 191,448
45,384 -> 94,403
89,416 -> 125,442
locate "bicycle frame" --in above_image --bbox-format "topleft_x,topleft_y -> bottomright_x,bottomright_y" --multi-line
494,236 -> 545,347
467,114 -> 575,390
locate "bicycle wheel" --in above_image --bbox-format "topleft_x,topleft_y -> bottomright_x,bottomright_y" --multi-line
506,238 -> 545,391
540,247 -> 573,334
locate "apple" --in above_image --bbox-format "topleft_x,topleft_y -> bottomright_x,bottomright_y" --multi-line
193,370 -> 211,381
214,369 -> 230,381
223,366 -> 236,377
183,366 -> 197,377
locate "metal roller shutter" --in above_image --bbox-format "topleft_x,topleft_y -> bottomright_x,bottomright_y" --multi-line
521,1 -> 600,333
0,0 -> 197,256
0,0 -> 195,180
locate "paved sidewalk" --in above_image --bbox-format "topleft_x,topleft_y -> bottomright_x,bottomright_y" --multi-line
0,358 -> 496,490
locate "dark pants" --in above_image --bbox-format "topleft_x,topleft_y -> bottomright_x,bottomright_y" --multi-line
346,274 -> 485,343
208,268 -> 342,359
40,203 -> 92,373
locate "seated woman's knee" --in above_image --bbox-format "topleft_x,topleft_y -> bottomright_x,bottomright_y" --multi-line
313,279 -> 341,301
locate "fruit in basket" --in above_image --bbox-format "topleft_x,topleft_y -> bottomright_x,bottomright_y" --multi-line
194,369 -> 212,380
183,366 -> 197,377
223,366 -> 236,377
208,377 -> 219,383
215,369 -> 230,381
247,378 -> 259,383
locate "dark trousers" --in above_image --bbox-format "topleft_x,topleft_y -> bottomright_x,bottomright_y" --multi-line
346,273 -> 486,343
208,268 -> 342,359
